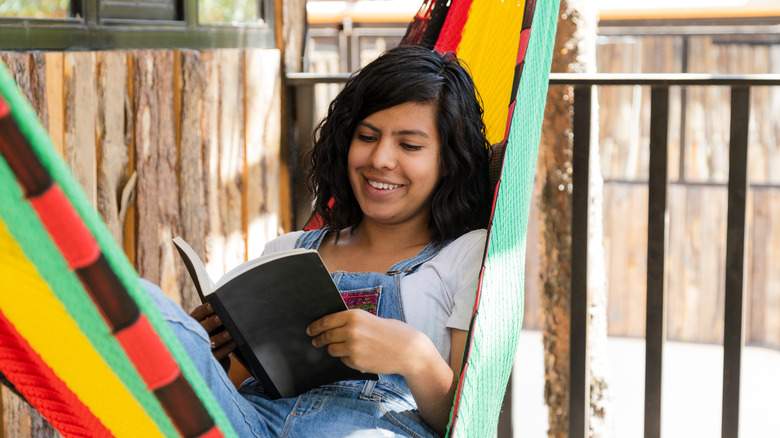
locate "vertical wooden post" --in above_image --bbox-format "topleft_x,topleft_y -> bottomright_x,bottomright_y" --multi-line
645,86 -> 669,438
722,86 -> 750,438
245,49 -> 282,258
95,52 -> 131,245
44,53 -> 64,156
178,49 -> 208,312
132,50 -> 181,301
63,52 -> 97,206
570,84 -> 592,438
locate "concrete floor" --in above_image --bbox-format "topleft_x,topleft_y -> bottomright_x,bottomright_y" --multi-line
511,330 -> 780,437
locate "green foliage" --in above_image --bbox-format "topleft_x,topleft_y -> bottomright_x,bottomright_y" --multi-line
0,0 -> 70,18
199,0 -> 260,24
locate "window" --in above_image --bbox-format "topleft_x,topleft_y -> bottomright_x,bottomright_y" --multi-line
0,0 -> 70,19
100,0 -> 179,21
0,0 -> 274,50
199,0 -> 265,25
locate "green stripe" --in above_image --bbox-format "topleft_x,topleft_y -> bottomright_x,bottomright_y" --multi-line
450,0 -> 560,435
0,60 -> 235,437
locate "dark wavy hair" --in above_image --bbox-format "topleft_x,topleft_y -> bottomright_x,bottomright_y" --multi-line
306,45 -> 491,243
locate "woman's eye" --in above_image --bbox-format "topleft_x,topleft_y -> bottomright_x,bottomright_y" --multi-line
357,134 -> 375,142
401,143 -> 423,151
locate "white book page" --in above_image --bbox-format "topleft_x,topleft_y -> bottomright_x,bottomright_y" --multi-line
214,248 -> 318,290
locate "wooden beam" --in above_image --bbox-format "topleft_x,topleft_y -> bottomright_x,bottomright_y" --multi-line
44,53 -> 64,156
245,49 -> 282,259
132,50 -> 181,302
64,52 -> 97,206
96,51 -> 131,245
178,49 -> 208,312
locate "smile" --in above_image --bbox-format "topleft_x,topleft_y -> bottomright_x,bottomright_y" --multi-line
368,180 -> 402,190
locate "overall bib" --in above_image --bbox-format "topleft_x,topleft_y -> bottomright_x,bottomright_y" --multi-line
146,228 -> 445,437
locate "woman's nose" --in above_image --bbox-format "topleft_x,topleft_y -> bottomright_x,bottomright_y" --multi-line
369,139 -> 396,170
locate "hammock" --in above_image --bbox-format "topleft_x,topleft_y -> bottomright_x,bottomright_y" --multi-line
0,0 -> 558,436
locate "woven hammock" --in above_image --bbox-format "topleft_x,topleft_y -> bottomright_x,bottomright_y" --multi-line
0,0 -> 558,436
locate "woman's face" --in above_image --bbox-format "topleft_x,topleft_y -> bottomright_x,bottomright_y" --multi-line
348,101 -> 442,231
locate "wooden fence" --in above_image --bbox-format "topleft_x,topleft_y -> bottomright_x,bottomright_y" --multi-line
0,47 -> 286,437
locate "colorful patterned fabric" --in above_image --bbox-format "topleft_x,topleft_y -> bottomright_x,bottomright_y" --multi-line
0,62 -> 236,438
419,0 -> 559,436
0,0 -> 559,435
341,287 -> 381,315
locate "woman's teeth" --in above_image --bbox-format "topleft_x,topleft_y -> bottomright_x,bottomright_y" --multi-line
368,180 -> 401,190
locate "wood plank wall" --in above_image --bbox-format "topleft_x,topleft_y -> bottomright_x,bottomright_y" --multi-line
0,47 -> 284,437
524,35 -> 780,348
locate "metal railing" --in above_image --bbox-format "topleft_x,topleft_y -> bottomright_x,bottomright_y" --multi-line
285,72 -> 780,438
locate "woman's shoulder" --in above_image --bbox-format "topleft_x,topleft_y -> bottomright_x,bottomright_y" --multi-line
428,229 -> 486,267
262,230 -> 304,255
441,229 -> 486,256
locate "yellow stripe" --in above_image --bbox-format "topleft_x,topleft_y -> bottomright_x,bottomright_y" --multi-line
0,220 -> 164,437
456,0 -> 526,145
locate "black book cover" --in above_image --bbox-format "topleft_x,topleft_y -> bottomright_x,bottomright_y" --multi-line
173,237 -> 378,399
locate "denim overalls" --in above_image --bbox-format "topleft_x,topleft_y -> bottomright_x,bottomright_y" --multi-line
146,228 -> 444,438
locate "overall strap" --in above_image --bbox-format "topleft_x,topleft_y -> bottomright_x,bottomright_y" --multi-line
386,240 -> 452,276
295,227 -> 452,277
294,228 -> 329,250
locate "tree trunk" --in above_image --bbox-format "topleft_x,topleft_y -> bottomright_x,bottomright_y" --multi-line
537,0 -> 613,436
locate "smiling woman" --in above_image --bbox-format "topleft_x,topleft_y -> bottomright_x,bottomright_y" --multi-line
347,102 -> 442,234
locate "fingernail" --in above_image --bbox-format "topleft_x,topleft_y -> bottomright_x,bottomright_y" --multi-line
210,341 -> 216,350
221,331 -> 231,340
207,303 -> 213,312
214,315 -> 220,324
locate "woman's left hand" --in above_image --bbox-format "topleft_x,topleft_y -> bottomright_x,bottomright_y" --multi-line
307,309 -> 434,377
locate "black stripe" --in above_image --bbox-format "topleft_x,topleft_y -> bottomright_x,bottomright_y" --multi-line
0,103 -> 53,197
420,0 -> 451,50
154,374 -> 217,438
76,254 -> 140,332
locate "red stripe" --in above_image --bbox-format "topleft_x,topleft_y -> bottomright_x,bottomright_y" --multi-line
516,28 -> 532,66
503,100 -> 518,143
0,310 -> 113,437
0,93 -> 9,117
115,314 -> 180,391
195,425 -> 224,438
29,184 -> 100,270
433,0 -> 473,54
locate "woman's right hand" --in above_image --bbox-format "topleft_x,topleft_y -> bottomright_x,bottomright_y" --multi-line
189,303 -> 235,372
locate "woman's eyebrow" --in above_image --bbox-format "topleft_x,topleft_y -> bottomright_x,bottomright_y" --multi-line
359,121 -> 430,138
358,121 -> 380,132
394,129 -> 429,138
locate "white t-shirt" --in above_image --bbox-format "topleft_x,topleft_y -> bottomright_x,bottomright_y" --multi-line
262,229 -> 486,363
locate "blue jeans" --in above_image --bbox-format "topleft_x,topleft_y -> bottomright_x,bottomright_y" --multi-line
143,279 -> 437,437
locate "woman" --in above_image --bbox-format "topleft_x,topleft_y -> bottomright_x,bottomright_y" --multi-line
146,45 -> 491,437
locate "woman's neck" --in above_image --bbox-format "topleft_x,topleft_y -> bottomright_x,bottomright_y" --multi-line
320,219 -> 432,273
348,219 -> 432,252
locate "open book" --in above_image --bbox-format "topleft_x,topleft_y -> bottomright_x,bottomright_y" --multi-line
172,237 -> 378,399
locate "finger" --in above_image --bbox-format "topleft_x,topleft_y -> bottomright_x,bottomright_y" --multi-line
201,313 -> 224,335
210,329 -> 233,350
212,340 -> 236,362
326,342 -> 349,358
307,311 -> 349,337
189,302 -> 215,321
311,326 -> 350,348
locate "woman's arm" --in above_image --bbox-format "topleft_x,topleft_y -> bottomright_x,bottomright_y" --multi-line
402,328 -> 467,435
307,310 -> 467,435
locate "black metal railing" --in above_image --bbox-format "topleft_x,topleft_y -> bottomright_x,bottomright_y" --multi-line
559,73 -> 780,438
285,72 -> 780,438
